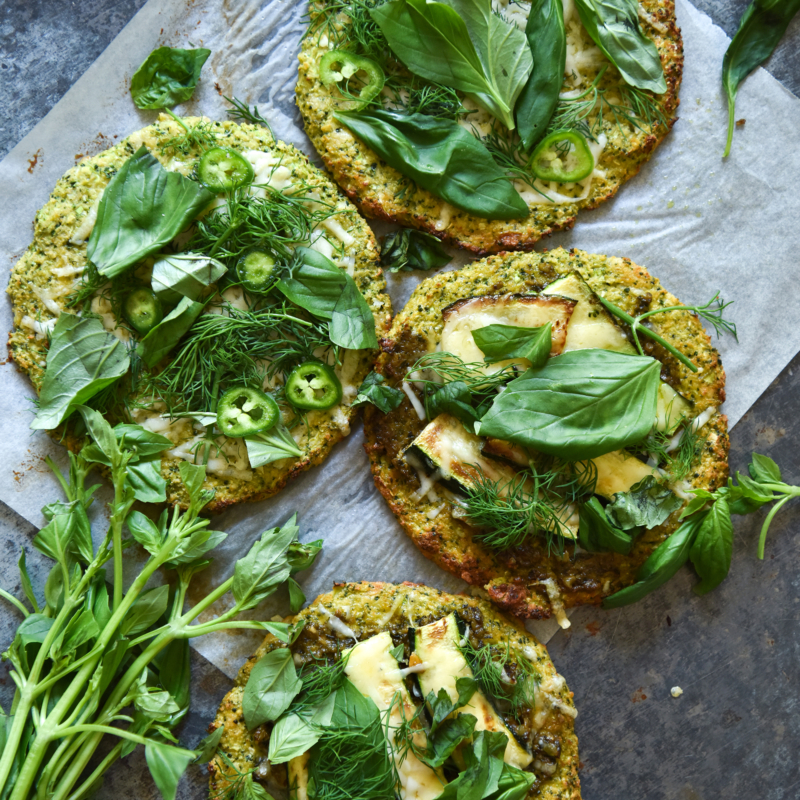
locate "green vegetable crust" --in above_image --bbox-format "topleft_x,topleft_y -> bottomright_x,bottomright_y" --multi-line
209,582 -> 581,800
7,115 -> 392,512
296,0 -> 683,254
363,248 -> 729,619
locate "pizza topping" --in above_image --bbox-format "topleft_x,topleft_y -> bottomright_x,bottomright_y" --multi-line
529,129 -> 594,183
319,50 -> 386,110
123,287 -> 163,335
197,146 -> 255,191
285,362 -> 343,411
216,386 -> 280,437
237,248 -> 279,293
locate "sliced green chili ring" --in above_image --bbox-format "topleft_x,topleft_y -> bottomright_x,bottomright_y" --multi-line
123,288 -> 163,335
285,361 -> 342,411
197,147 -> 254,192
237,249 -> 278,293
529,130 -> 594,183
217,386 -> 280,437
319,50 -> 385,110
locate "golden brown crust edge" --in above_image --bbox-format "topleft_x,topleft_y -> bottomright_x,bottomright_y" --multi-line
363,247 -> 729,619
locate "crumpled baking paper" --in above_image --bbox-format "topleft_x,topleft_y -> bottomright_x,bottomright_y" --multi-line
0,0 -> 798,675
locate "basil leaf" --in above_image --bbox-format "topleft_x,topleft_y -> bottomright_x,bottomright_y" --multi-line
287,538 -> 324,574
33,509 -> 77,566
122,585 -> 170,636
126,458 -> 168,504
380,229 -> 449,273
145,743 -> 196,800
372,0 -> 531,129
478,350 -> 661,460
31,315 -> 130,430
428,381 -> 482,426
680,491 -> 713,520
389,643 -> 405,661
131,46 -> 211,109
578,496 -> 633,554
749,452 -> 782,484
472,322 -> 551,367
268,713 -> 321,764
722,0 -> 800,156
151,253 -> 227,304
260,619 -> 306,645
134,689 -> 181,722
139,296 -> 205,368
425,714 -> 477,768
193,726 -> 224,763
18,549 -> 39,614
352,372 -> 405,414
573,0 -> 666,93
330,278 -> 379,350
603,513 -> 705,608
606,475 -> 683,530
127,510 -> 163,555
113,423 -> 173,458
245,421 -> 304,469
689,496 -> 733,595
287,577 -> 306,614
243,648 -> 302,729
516,0 -> 566,149
335,109 -> 528,220
168,528 -> 227,566
87,147 -> 214,279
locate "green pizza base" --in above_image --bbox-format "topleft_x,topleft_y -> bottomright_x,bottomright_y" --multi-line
296,0 -> 683,254
7,115 -> 392,512
209,581 -> 581,800
363,248 -> 729,619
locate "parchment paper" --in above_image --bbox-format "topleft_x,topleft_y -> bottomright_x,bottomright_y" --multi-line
1,0 -> 799,677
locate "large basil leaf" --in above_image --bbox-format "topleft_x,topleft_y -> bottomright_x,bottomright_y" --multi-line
516,0 -> 567,149
243,648 -> 302,729
277,248 -> 377,349
371,0 -> 531,130
471,322 -> 551,367
606,475 -> 683,530
689,496 -> 733,595
131,46 -> 211,109
144,743 -> 196,800
573,0 -> 666,93
32,314 -> 129,430
151,253 -> 227,304
335,109 -> 528,220
138,296 -> 205,368
380,229 -> 450,273
478,349 -> 661,460
87,147 -> 214,279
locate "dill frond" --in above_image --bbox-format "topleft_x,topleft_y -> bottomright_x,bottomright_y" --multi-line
292,655 -> 350,712
225,96 -> 275,139
158,119 -> 218,156
640,424 -> 706,483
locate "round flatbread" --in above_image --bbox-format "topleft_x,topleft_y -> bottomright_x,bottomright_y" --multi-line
296,0 -> 683,254
7,115 -> 391,511
209,581 -> 580,799
363,248 -> 729,620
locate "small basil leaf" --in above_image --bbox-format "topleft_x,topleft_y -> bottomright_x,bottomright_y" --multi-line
352,372 -> 405,414
55,608 -> 100,659
287,578 -> 306,614
287,539 -> 323,575
380,229 -> 449,273
578,496 -> 633,554
329,278 -> 378,350
689,497 -> 733,595
606,476 -> 683,530
260,619 -> 306,645
33,510 -> 77,566
31,315 -> 129,431
389,643 -> 405,661
144,743 -> 196,800
471,322 -> 551,367
131,46 -> 211,109
427,381 -> 481,425
680,492 -> 713,520
87,147 -> 214,279
113,423 -> 173,458
124,458 -> 167,504
479,349 -> 661,460
335,109 -> 528,220
277,247 -> 347,320
139,296 -> 206,368
122,585 -> 170,636
749,452 -> 782,484
154,637 -> 191,717
135,689 -> 182,721
168,529 -> 227,566
245,421 -> 304,469
193,726 -> 224,763
18,549 -> 39,613
151,252 -> 227,304
267,713 -> 321,764
243,648 -> 303,729
425,714 -> 477,768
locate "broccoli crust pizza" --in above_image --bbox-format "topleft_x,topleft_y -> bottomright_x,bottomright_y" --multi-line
296,0 -> 683,254
363,248 -> 729,620
7,115 -> 391,512
209,581 -> 581,800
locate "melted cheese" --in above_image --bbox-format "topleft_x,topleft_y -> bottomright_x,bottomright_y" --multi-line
69,192 -> 104,245
344,632 -> 444,800
590,450 -> 657,500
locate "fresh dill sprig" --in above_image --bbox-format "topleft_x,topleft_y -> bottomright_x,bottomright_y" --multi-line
158,118 -> 218,156
463,460 -> 596,552
292,655 -> 350,712
225,95 -> 275,139
640,423 -> 706,483
210,754 -> 262,800
140,303 -> 335,415
460,638 -> 539,720
407,352 -> 518,394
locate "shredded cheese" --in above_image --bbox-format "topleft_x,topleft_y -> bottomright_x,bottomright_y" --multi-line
402,382 -> 427,420
319,607 -> 358,640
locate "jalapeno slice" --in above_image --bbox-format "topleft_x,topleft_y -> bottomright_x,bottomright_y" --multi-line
123,288 -> 163,335
285,362 -> 342,410
530,130 -> 594,183
237,249 -> 278,294
319,50 -> 385,110
197,147 -> 255,192
217,386 -> 280,437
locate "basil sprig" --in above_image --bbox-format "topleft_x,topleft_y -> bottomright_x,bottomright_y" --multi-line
370,0 -> 532,131
380,229 -> 450,273
335,109 -> 528,219
31,314 -> 130,431
130,46 -> 211,110
516,0 -> 567,149
87,146 -> 214,279
722,0 -> 800,156
478,349 -> 661,460
573,0 -> 667,94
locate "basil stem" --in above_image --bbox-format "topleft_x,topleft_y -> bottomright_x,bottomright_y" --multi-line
722,0 -> 800,156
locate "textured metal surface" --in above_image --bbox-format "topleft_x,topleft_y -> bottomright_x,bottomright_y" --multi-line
1,0 -> 799,798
